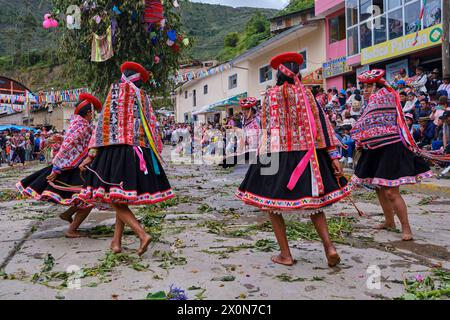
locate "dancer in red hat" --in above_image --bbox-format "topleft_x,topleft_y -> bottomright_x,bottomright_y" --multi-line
239,97 -> 260,160
78,62 -> 174,256
236,52 -> 353,267
351,69 -> 438,241
223,97 -> 261,167
17,93 -> 102,238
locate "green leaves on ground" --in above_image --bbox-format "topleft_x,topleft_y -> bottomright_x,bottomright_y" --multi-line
30,251 -> 148,289
398,269 -> 450,300
286,217 -> 355,244
275,274 -> 306,282
0,189 -> 25,202
153,250 -> 187,270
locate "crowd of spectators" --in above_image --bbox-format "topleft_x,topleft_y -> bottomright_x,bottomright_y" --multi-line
0,127 -> 64,167
313,66 -> 450,166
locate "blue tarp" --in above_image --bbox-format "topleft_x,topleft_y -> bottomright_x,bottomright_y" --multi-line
0,125 -> 36,132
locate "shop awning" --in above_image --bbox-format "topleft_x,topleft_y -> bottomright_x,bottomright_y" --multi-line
193,92 -> 247,115
0,125 -> 36,132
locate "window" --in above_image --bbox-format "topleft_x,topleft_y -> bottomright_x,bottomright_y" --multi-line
372,0 -> 386,15
359,0 -> 372,22
184,91 -> 188,99
373,14 -> 387,44
329,14 -> 346,43
424,0 -> 441,28
228,74 -> 238,89
346,0 -> 358,28
259,65 -> 273,83
360,23 -> 372,50
388,8 -> 403,40
193,90 -> 197,107
299,50 -> 307,70
405,1 -> 421,35
276,20 -> 283,27
204,85 -> 208,95
346,0 -> 442,56
388,0 -> 402,10
347,26 -> 359,56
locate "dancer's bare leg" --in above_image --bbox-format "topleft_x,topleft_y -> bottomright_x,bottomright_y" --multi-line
111,216 -> 124,254
310,211 -> 341,267
375,188 -> 397,230
65,208 -> 92,238
111,203 -> 152,256
59,206 -> 77,223
268,211 -> 295,266
384,187 -> 413,241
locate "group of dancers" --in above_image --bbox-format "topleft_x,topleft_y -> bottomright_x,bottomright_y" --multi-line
16,53 -> 449,267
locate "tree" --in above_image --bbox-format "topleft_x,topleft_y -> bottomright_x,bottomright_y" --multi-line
50,0 -> 190,100
224,32 -> 239,48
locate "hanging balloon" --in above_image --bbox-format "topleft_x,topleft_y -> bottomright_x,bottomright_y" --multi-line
93,15 -> 102,24
182,38 -> 190,47
172,44 -> 180,53
167,30 -> 177,42
154,55 -> 161,64
112,5 -> 122,15
167,39 -> 175,47
173,0 -> 179,8
43,14 -> 58,29
151,32 -> 158,45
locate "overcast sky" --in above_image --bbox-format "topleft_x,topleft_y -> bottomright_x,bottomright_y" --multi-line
191,0 -> 290,9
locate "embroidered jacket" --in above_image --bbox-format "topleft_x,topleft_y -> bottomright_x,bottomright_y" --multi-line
242,113 -> 261,153
259,84 -> 341,159
351,87 -> 402,149
89,82 -> 158,149
52,115 -> 93,174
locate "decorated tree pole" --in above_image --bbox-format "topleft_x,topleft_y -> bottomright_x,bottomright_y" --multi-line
50,0 -> 190,100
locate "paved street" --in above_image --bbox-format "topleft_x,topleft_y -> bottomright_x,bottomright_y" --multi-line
0,148 -> 449,300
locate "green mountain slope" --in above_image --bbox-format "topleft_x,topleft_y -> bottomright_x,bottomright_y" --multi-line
0,0 -> 56,56
179,2 -> 277,60
0,0 -> 277,61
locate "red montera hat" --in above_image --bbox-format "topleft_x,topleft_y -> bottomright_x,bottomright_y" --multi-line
120,62 -> 150,83
239,97 -> 258,109
357,69 -> 386,84
75,93 -> 102,115
270,52 -> 304,70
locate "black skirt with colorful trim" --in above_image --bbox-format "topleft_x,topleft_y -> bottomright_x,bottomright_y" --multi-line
16,166 -> 90,208
352,142 -> 433,187
78,145 -> 174,205
236,150 -> 353,211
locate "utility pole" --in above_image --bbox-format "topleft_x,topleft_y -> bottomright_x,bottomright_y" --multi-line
443,0 -> 450,77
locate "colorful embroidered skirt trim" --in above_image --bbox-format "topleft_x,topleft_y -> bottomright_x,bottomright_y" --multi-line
351,171 -> 434,188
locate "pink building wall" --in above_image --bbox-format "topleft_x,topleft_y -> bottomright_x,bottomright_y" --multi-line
315,0 -> 344,16
325,8 -> 346,61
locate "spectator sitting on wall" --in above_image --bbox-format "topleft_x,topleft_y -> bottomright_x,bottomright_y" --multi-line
427,68 -> 442,93
405,113 -> 415,136
418,98 -> 432,118
431,96 -> 449,126
403,92 -> 419,114
432,116 -> 445,151
411,66 -> 428,93
399,91 -> 408,108
395,68 -> 409,83
437,76 -> 450,98
414,117 -> 435,149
